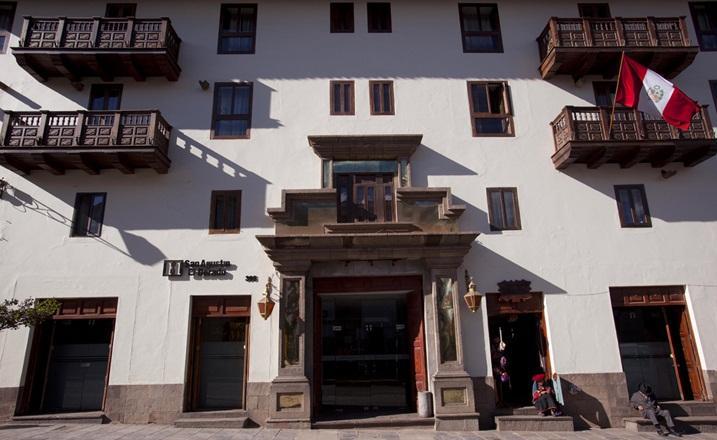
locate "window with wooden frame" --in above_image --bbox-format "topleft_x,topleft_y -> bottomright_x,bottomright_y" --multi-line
710,80 -> 717,110
458,3 -> 503,53
691,2 -> 717,51
209,190 -> 242,234
468,81 -> 513,136
105,3 -> 137,17
330,3 -> 354,33
330,81 -> 355,115
578,3 -> 611,18
218,4 -> 257,54
211,82 -> 253,139
88,84 -> 123,110
487,188 -> 521,231
369,81 -> 394,115
615,185 -> 652,228
367,2 -> 391,33
593,81 -> 618,108
0,2 -> 16,54
71,193 -> 107,237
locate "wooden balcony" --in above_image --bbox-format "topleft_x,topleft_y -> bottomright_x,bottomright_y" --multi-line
12,16 -> 181,82
0,110 -> 171,174
551,106 -> 717,170
538,17 -> 698,80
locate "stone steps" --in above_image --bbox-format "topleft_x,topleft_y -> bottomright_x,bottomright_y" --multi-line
661,401 -> 717,417
624,416 -> 717,434
312,413 -> 435,430
495,415 -> 574,432
174,409 -> 249,428
11,411 -> 108,425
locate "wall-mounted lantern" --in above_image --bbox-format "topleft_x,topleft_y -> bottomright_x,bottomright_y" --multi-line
463,270 -> 483,312
0,178 -> 7,199
198,80 -> 210,91
257,276 -> 275,320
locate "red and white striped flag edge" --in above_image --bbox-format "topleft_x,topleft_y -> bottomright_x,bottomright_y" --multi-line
615,55 -> 700,131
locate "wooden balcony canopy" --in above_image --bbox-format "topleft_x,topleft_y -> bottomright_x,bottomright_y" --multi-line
551,106 -> 717,170
0,110 -> 172,175
12,16 -> 181,82
537,17 -> 698,80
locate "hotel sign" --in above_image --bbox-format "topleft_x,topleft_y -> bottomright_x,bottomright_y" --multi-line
162,259 -> 232,278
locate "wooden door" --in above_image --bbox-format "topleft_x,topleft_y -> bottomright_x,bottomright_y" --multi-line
672,307 -> 706,400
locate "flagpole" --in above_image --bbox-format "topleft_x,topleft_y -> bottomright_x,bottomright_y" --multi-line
607,51 -> 626,141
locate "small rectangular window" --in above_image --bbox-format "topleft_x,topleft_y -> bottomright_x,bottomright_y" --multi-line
105,3 -> 137,17
331,3 -> 354,33
487,188 -> 521,231
0,2 -> 16,54
88,84 -> 123,110
218,4 -> 257,54
330,80 -> 355,115
369,80 -> 394,115
458,3 -> 503,53
710,80 -> 717,110
367,3 -> 391,33
578,3 -> 611,18
468,81 -> 513,136
615,185 -> 651,228
210,190 -> 242,234
593,81 -> 617,107
211,82 -> 253,139
691,2 -> 717,51
72,193 -> 107,237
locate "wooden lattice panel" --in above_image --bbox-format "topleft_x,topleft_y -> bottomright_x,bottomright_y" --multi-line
63,19 -> 95,48
590,20 -> 619,47
643,119 -> 674,140
622,20 -> 651,47
133,21 -> 162,49
25,20 -> 59,48
558,20 -> 587,47
97,21 -> 130,48
82,114 -> 115,146
655,20 -> 684,47
119,114 -> 151,146
45,114 -> 78,147
6,115 -> 41,147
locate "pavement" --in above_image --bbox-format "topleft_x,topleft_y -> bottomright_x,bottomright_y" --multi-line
1,425 -> 717,440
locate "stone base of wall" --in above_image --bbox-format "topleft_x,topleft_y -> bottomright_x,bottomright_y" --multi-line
472,376 -> 497,429
705,370 -> 717,401
0,387 -> 19,421
246,382 -> 270,425
104,384 -> 184,424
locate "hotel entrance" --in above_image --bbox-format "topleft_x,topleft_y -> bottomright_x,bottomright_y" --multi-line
313,276 -> 426,418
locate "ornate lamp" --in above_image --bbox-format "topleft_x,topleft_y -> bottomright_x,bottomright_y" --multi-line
463,270 -> 483,312
257,277 -> 275,320
0,178 -> 7,199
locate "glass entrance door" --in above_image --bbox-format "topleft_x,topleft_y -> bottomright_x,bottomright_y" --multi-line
320,294 -> 410,412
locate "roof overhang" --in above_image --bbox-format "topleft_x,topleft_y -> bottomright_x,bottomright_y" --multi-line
308,134 -> 422,160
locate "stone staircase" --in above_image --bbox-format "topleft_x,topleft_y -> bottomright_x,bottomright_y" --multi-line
10,411 -> 108,425
624,401 -> 717,434
312,412 -> 434,430
494,406 -> 574,432
174,409 -> 250,428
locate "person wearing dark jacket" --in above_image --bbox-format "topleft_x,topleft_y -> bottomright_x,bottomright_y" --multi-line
630,383 -> 682,437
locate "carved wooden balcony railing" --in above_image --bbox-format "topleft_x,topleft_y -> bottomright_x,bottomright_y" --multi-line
537,17 -> 698,80
12,16 -> 181,82
0,110 -> 172,174
551,106 -> 717,170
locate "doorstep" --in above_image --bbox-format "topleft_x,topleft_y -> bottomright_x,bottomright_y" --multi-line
11,411 -> 108,424
495,415 -> 575,432
312,412 -> 434,430
174,409 -> 250,428
624,416 -> 717,434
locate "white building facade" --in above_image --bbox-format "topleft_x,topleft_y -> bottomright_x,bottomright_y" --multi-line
0,0 -> 716,431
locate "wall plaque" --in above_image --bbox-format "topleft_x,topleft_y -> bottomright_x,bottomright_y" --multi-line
162,259 -> 232,278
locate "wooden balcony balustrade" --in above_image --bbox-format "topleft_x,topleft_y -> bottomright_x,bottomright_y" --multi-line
550,106 -> 717,170
0,110 -> 172,175
537,17 -> 698,80
12,16 -> 181,82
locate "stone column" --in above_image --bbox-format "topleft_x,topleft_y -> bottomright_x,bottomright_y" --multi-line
426,257 -> 479,431
265,262 -> 312,428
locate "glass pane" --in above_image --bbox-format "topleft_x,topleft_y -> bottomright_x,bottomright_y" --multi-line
471,84 -> 488,113
479,6 -> 498,31
332,83 -> 341,113
367,186 -> 375,214
343,83 -> 352,112
503,191 -> 517,228
216,86 -> 234,115
239,7 -> 256,32
475,117 -> 508,134
106,94 -> 121,111
487,84 -> 505,114
222,7 -> 239,31
87,194 -> 105,236
436,277 -> 458,363
281,279 -> 301,367
322,160 -> 331,188
399,160 -> 409,186
0,35 -> 5,49
198,318 -> 246,409
372,83 -> 381,113
702,34 -> 717,50
617,189 -> 633,224
0,5 -> 13,31
333,160 -> 396,174
73,195 -> 91,236
233,86 -> 251,114
461,6 -> 480,31
214,195 -> 225,229
631,188 -> 647,224
225,195 -> 237,229
465,35 -> 498,51
382,84 -> 392,112
489,191 -> 505,229
215,119 -> 249,137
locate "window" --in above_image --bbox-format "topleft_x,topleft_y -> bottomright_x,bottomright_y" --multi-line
369,81 -> 394,115
88,84 -> 122,110
330,80 -> 355,115
691,2 -> 717,51
711,80 -> 717,110
218,4 -> 257,54
486,188 -> 521,231
71,193 -> 107,237
105,3 -> 137,17
593,81 -> 617,107
468,81 -> 513,136
615,185 -> 651,228
211,82 -> 253,139
331,3 -> 354,33
458,4 -> 503,53
367,3 -> 391,33
578,3 -> 611,18
0,2 -> 16,54
209,190 -> 241,233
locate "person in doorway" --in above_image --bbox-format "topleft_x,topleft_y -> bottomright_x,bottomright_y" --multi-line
531,373 -> 562,416
630,383 -> 683,437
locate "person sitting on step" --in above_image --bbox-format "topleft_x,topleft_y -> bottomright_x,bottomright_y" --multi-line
630,383 -> 683,437
531,373 -> 562,417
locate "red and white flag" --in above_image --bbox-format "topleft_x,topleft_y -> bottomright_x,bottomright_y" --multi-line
615,54 -> 700,130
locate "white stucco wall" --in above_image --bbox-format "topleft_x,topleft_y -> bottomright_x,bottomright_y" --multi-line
1,0 -> 716,392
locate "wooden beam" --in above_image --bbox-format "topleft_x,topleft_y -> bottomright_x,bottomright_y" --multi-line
683,145 -> 716,167
76,154 -> 100,175
88,54 -> 114,82
0,155 -> 32,175
31,153 -> 65,175
120,54 -> 145,82
12,53 -> 49,82
110,152 -> 134,174
571,54 -> 596,83
586,146 -> 610,169
619,146 -> 651,168
49,54 -> 81,83
651,145 -> 680,168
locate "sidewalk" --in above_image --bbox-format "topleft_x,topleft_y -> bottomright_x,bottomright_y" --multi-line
1,425 -> 717,440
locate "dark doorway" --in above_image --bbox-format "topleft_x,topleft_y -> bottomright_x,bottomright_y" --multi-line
488,314 -> 548,407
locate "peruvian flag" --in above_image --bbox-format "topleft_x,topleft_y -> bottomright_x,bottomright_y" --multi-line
615,55 -> 700,130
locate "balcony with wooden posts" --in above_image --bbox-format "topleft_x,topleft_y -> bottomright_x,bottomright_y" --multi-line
12,16 -> 181,83
550,106 -> 717,170
0,110 -> 172,175
537,17 -> 698,80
